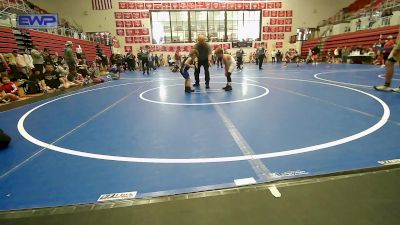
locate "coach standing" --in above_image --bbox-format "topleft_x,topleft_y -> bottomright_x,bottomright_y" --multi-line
64,41 -> 76,71
193,35 -> 212,89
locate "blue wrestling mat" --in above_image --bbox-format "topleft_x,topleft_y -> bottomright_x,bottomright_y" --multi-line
0,63 -> 399,210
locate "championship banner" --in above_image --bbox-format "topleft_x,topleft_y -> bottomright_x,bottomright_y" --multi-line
115,12 -> 123,19
125,37 -> 134,43
132,12 -> 141,19
124,21 -> 133,27
124,46 -> 132,52
133,20 -> 142,27
116,29 -> 125,36
116,21 -> 124,27
128,2 -> 136,9
118,1 -> 283,10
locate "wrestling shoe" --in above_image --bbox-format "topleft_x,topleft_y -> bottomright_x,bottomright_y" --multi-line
374,85 -> 392,92
392,87 -> 400,93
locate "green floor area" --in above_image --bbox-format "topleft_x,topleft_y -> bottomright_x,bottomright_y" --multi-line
1,165 -> 399,225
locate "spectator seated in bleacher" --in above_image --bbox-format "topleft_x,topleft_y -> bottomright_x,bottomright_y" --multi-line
381,8 -> 393,26
88,63 -> 104,83
67,67 -> 85,86
106,65 -> 120,80
15,51 -> 29,80
42,63 -> 63,93
54,63 -> 77,89
0,76 -> 19,103
0,53 -> 10,77
5,50 -> 19,81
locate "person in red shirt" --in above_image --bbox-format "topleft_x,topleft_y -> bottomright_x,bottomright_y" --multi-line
174,50 -> 181,68
0,76 -> 19,103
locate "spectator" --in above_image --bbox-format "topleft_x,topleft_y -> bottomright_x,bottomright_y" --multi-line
0,76 -> 19,102
23,50 -> 34,74
311,45 -> 320,65
42,48 -> 52,64
334,47 -> 340,63
31,45 -> 45,80
381,9 -> 393,26
0,53 -> 10,76
271,49 -> 277,63
236,47 -> 244,70
256,43 -> 266,69
15,51 -> 29,79
141,46 -> 150,75
154,54 -> 160,67
167,54 -> 173,67
88,63 -> 104,83
276,50 -> 282,63
174,50 -> 181,68
159,54 -> 165,67
368,14 -> 376,29
126,51 -> 135,71
55,63 -> 76,89
356,18 -> 361,31
5,50 -> 19,80
64,41 -> 76,71
67,67 -> 84,86
42,63 -> 62,93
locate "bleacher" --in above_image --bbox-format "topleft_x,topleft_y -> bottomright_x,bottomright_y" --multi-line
301,25 -> 399,59
0,25 -> 111,62
0,27 -> 18,54
29,30 -> 111,62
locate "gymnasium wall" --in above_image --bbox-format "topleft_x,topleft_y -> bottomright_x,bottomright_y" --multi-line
30,0 -> 354,57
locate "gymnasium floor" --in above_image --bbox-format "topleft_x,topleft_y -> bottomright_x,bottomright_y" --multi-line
0,63 -> 399,211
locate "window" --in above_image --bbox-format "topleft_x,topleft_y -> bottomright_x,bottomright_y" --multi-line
208,11 -> 225,42
171,11 -> 189,43
150,10 -> 261,44
151,12 -> 171,44
227,11 -> 260,42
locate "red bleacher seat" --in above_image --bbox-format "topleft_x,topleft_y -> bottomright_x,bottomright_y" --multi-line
301,25 -> 400,59
0,26 -> 18,53
28,30 -> 111,62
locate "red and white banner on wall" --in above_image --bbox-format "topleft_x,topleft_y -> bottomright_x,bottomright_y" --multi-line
116,21 -> 124,27
123,42 -> 232,52
117,1 -> 282,10
263,33 -> 285,40
125,46 -> 133,52
116,29 -> 125,36
264,10 -> 293,17
275,42 -> 283,48
115,12 -> 149,19
263,26 -> 293,33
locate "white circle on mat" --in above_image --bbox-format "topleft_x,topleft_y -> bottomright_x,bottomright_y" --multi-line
17,77 -> 390,164
139,82 -> 269,106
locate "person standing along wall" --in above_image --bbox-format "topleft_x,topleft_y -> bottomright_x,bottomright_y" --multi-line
257,43 -> 266,69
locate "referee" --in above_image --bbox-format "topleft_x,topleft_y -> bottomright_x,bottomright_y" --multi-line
192,34 -> 212,89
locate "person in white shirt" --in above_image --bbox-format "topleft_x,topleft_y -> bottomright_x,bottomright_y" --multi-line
271,49 -> 277,63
